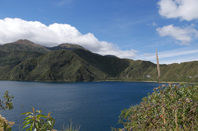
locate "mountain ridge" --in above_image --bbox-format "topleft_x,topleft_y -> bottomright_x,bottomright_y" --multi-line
0,39 -> 198,82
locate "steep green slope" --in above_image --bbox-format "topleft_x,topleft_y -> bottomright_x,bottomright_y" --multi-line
160,61 -> 198,82
72,49 -> 130,77
0,39 -> 50,53
119,60 -> 198,82
119,60 -> 157,81
7,49 -> 108,81
0,49 -> 44,79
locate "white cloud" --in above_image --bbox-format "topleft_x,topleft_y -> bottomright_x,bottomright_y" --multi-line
0,18 -> 137,58
158,0 -> 198,21
139,47 -> 198,64
156,24 -> 198,45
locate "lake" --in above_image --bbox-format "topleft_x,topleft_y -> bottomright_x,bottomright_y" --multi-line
0,81 -> 163,131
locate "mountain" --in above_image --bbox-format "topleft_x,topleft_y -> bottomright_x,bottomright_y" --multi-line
7,49 -> 110,81
0,50 -> 44,80
0,39 -> 198,82
0,39 -> 50,53
6,49 -> 131,81
0,39 -> 51,79
47,43 -> 87,51
118,60 -> 198,82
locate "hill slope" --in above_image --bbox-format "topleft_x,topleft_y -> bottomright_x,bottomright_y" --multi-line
0,49 -> 44,80
0,39 -> 50,53
0,39 -> 198,82
119,60 -> 198,82
7,49 -> 108,81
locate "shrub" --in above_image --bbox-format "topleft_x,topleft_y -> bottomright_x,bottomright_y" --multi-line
0,91 -> 14,131
21,107 -> 55,131
21,107 -> 80,131
113,84 -> 198,131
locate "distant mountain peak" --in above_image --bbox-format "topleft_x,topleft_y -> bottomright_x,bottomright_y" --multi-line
12,39 -> 41,47
16,39 -> 32,43
1,39 -> 50,53
48,43 -> 88,51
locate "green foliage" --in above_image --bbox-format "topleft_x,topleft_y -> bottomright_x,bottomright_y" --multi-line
0,91 -> 14,131
114,84 -> 198,131
0,91 -> 14,111
21,107 -> 55,131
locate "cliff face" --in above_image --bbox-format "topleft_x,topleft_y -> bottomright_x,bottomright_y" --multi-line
1,39 -> 198,82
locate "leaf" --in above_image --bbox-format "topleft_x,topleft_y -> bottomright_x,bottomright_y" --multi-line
36,110 -> 42,113
25,115 -> 34,119
29,123 -> 33,130
35,123 -> 39,129
47,112 -> 51,118
21,112 -> 32,115
47,120 -> 52,126
37,114 -> 47,118
31,107 -> 35,114
23,119 -> 33,124
22,123 -> 31,129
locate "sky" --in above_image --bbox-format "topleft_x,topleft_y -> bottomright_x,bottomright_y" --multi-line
0,0 -> 198,64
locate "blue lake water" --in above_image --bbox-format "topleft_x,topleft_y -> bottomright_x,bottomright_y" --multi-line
0,81 -> 163,131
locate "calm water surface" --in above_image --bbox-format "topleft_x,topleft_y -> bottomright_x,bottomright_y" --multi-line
0,81 -> 163,131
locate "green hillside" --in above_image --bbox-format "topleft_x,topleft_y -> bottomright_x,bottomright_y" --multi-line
0,50 -> 44,80
0,39 -> 50,53
7,49 -> 107,81
0,39 -> 198,82
119,60 -> 198,82
72,49 -> 130,77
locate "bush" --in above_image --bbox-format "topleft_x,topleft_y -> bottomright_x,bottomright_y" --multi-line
21,107 -> 80,131
0,91 -> 14,131
21,107 -> 55,131
113,84 -> 198,131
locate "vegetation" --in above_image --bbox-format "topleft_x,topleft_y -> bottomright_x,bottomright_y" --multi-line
0,39 -> 198,82
0,39 -> 50,53
21,107 -> 55,131
113,84 -> 198,131
113,49 -> 198,131
0,91 -> 80,131
0,91 -> 14,131
47,43 -> 87,51
1,40 -> 198,130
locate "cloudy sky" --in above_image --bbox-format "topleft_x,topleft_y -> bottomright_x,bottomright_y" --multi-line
0,0 -> 198,64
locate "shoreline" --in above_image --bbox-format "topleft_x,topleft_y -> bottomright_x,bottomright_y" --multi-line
0,79 -> 196,84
